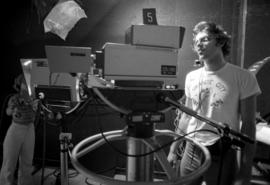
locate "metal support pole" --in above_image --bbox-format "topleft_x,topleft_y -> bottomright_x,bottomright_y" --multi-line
126,137 -> 153,181
59,132 -> 72,185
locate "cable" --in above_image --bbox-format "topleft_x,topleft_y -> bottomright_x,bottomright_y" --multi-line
262,112 -> 270,123
65,97 -> 93,126
95,105 -> 218,158
90,86 -> 231,184
93,87 -> 130,115
41,168 -> 58,183
89,89 -> 219,157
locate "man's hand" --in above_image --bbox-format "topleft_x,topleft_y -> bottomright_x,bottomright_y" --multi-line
167,151 -> 178,168
233,177 -> 250,185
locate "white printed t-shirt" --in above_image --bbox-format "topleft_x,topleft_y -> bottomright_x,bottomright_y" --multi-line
184,62 -> 261,146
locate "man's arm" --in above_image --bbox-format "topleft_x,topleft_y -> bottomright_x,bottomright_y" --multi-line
6,96 -> 16,116
235,94 -> 257,185
167,97 -> 192,163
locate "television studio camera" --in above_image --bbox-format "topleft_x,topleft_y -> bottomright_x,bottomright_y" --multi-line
21,24 -> 255,185
67,24 -> 212,185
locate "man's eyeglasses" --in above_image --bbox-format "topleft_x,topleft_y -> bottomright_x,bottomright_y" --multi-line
193,36 -> 215,47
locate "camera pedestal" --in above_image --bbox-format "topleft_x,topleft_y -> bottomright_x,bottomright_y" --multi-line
69,87 -> 211,184
70,110 -> 211,185
125,112 -> 161,181
126,137 -> 153,181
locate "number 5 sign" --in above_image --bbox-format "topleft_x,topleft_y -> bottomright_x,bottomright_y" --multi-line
143,8 -> 158,25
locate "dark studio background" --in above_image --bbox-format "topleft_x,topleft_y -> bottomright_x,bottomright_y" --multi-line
0,0 -> 269,176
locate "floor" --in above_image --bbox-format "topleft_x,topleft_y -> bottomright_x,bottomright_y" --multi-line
33,167 -> 88,185
31,164 -> 270,185
1,146 -> 269,185
33,166 -> 166,185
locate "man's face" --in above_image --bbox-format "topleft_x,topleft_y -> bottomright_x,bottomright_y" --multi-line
193,31 -> 221,60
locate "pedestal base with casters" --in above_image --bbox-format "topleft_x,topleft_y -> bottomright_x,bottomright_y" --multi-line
70,128 -> 211,185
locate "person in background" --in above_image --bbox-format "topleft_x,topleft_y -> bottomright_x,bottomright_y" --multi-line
167,21 -> 261,185
0,74 -> 38,185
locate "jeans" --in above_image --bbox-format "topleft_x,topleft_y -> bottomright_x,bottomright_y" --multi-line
0,122 -> 35,185
180,139 -> 238,185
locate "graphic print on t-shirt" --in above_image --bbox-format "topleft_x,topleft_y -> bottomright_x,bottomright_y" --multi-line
189,75 -> 227,112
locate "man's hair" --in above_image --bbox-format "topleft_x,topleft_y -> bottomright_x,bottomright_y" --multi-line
193,21 -> 231,57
